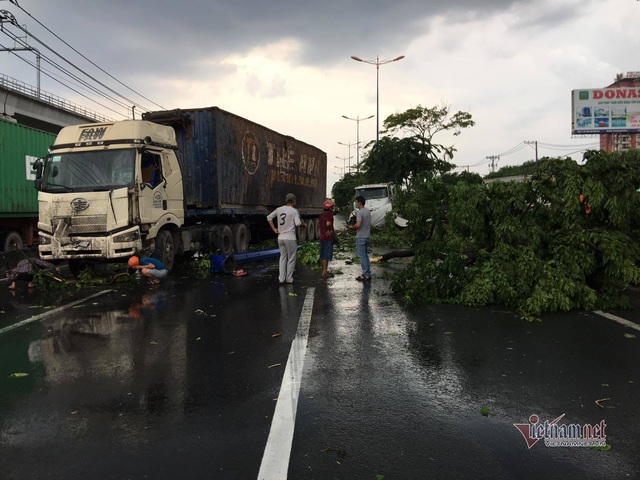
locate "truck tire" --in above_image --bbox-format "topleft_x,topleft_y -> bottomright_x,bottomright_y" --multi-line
231,223 -> 249,253
220,225 -> 233,255
153,230 -> 175,272
2,232 -> 23,252
306,219 -> 316,241
297,224 -> 307,243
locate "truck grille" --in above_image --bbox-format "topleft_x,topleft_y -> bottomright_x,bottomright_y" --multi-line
54,214 -> 108,234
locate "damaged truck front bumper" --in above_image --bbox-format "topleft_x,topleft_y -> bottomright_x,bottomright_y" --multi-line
38,226 -> 142,260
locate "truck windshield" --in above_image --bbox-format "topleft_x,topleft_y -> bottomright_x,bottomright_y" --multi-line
41,149 -> 135,193
355,187 -> 388,200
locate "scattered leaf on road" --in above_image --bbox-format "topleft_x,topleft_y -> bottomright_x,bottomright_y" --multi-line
272,333 -> 282,338
268,363 -> 282,369
623,333 -> 636,339
8,373 -> 29,378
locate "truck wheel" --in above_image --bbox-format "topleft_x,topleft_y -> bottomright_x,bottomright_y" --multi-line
231,223 -> 249,252
153,230 -> 175,272
2,232 -> 23,252
220,225 -> 233,255
306,219 -> 316,241
297,224 -> 307,243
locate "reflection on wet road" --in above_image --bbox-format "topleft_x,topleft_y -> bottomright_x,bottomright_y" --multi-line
0,254 -> 639,479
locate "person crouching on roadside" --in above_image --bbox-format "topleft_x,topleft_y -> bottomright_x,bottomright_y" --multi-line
128,256 -> 168,285
8,258 -> 60,289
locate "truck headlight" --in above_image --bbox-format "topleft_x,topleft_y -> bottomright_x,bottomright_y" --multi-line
39,236 -> 51,245
114,231 -> 139,243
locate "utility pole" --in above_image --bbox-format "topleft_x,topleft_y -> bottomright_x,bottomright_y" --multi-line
486,155 -> 500,173
0,11 -> 41,98
524,140 -> 538,161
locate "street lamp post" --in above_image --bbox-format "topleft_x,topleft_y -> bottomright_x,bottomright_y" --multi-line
351,54 -> 405,142
335,155 -> 353,178
337,141 -> 358,172
342,114 -> 373,171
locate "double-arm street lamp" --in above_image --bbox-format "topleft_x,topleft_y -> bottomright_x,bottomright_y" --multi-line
350,54 -> 405,142
341,114 -> 373,171
337,141 -> 358,173
335,155 -> 353,179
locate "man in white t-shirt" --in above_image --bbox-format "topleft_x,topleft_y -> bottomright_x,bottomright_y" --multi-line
267,193 -> 306,284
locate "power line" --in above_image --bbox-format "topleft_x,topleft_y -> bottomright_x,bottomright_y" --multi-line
456,139 -> 600,172
0,29 -> 135,115
7,0 -> 164,110
1,3 -> 164,117
1,41 -> 128,118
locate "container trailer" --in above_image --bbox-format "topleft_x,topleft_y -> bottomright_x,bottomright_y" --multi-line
34,107 -> 327,275
0,119 -> 56,252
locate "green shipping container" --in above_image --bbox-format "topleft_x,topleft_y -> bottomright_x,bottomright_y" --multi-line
0,119 -> 55,215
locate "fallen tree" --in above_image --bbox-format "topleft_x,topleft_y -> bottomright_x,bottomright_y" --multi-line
392,150 -> 640,321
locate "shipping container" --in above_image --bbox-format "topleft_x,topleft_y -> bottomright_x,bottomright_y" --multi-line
35,109 -> 328,271
0,119 -> 55,250
143,107 -> 327,215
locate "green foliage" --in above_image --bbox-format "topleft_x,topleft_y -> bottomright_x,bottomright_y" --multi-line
186,258 -> 211,279
361,104 -> 474,189
32,269 -> 64,291
298,242 -> 320,268
382,104 -> 475,140
392,151 -> 640,321
372,211 -> 412,249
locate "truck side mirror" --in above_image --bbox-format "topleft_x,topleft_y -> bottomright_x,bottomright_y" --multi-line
33,158 -> 44,190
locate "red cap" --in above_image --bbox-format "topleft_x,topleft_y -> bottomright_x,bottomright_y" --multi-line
323,201 -> 334,209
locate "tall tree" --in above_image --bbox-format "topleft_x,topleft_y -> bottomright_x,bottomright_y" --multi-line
361,104 -> 475,189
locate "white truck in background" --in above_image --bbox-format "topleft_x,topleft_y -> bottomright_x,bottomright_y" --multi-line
350,183 -> 408,228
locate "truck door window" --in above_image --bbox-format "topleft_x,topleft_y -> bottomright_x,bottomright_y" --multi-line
141,151 -> 163,188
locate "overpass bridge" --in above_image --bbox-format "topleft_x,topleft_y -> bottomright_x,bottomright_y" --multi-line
0,74 -> 114,134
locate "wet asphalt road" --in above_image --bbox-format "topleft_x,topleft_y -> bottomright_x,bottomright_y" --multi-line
0,247 -> 639,480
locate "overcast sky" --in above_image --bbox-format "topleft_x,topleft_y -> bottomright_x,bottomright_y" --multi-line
2,0 -> 637,193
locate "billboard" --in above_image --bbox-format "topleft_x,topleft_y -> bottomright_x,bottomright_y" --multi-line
571,88 -> 640,134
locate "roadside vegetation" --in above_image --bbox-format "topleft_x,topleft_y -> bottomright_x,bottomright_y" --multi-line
331,103 -> 640,321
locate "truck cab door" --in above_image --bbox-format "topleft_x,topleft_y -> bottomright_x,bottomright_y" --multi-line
137,150 -> 184,227
138,151 -> 167,224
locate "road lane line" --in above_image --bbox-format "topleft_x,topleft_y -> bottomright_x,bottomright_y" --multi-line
594,310 -> 640,332
258,287 -> 315,480
0,290 -> 113,336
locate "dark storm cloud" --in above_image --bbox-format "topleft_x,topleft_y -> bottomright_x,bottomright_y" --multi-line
2,0 -> 596,110
7,0 -> 586,71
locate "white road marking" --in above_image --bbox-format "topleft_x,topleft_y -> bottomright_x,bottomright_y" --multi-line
594,310 -> 640,332
0,290 -> 113,336
258,287 -> 315,480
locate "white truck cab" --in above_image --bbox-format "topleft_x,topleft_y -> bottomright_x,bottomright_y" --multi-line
350,183 -> 407,227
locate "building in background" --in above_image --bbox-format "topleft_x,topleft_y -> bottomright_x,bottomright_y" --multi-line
599,72 -> 640,153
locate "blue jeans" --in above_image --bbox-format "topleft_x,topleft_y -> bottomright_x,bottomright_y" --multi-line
355,237 -> 371,277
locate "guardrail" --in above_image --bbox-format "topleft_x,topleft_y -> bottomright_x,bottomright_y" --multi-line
0,74 -> 115,123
